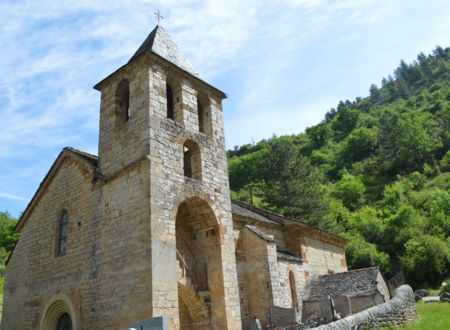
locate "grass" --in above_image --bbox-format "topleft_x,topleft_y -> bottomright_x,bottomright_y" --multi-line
404,301 -> 450,329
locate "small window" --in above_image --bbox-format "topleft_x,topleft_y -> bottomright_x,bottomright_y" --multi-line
167,83 -> 174,119
196,94 -> 212,135
115,79 -> 130,121
184,146 -> 192,177
183,140 -> 201,180
197,99 -> 204,133
56,211 -> 68,256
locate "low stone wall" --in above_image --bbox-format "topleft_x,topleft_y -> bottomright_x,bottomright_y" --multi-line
314,285 -> 417,329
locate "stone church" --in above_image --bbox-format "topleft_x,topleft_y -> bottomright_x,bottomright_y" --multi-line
2,25 -> 348,330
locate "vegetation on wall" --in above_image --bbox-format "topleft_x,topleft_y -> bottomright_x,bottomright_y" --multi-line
228,46 -> 450,288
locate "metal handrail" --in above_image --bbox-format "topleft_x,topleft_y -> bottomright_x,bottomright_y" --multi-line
176,248 -> 197,287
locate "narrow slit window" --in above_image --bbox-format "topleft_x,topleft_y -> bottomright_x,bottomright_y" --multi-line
197,99 -> 204,133
57,211 -> 68,256
167,83 -> 174,119
184,146 -> 192,177
116,79 -> 130,121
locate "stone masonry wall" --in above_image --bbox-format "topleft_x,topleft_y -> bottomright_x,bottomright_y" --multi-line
146,56 -> 241,329
236,227 -> 273,329
314,285 -> 418,330
302,237 -> 347,277
2,156 -> 98,329
275,259 -> 304,321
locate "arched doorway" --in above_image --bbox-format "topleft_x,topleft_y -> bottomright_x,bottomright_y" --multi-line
40,295 -> 76,330
56,313 -> 73,330
176,197 -> 226,329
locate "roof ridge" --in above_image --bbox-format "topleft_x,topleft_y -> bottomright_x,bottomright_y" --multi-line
231,199 -> 348,243
318,266 -> 379,278
64,146 -> 98,160
14,147 -> 98,233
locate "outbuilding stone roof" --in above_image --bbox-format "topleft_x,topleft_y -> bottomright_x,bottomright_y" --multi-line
304,267 -> 382,301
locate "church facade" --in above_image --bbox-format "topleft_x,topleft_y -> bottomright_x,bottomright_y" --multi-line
2,26 -> 348,330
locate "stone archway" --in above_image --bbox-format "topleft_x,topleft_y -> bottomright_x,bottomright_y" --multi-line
40,294 -> 77,330
175,197 -> 227,329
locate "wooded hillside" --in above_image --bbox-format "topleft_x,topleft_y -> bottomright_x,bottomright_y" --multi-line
228,46 -> 450,288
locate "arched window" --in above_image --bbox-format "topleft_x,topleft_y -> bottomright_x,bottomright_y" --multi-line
183,140 -> 201,180
167,83 -> 174,119
56,211 -> 68,256
115,79 -> 130,121
196,93 -> 212,135
56,313 -> 72,330
289,271 -> 299,312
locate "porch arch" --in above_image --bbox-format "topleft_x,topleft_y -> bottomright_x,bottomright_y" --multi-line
40,294 -> 77,330
175,197 -> 227,329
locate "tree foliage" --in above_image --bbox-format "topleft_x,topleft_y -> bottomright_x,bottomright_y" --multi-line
0,212 -> 19,276
228,45 -> 450,287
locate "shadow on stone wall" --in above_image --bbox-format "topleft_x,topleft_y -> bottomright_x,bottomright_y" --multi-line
314,285 -> 418,329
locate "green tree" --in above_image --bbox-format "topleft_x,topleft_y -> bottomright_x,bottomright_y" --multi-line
343,233 -> 392,276
306,123 -> 332,149
440,150 -> 450,172
378,110 -> 441,174
0,212 -> 19,252
401,235 -> 450,286
383,206 -> 425,257
332,172 -> 366,211
0,212 -> 19,276
331,108 -> 360,141
262,140 -> 325,222
348,207 -> 385,245
340,127 -> 378,164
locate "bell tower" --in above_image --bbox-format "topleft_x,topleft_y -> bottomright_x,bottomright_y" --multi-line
94,25 -> 242,329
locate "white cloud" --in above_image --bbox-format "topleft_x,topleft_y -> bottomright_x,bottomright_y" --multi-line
0,0 -> 449,215
0,193 -> 28,201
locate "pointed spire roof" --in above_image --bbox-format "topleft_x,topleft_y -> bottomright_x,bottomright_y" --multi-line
130,25 -> 198,76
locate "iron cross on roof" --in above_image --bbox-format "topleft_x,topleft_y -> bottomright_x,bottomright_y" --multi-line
154,9 -> 164,25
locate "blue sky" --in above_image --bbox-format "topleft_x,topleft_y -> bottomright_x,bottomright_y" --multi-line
1,0 -> 449,217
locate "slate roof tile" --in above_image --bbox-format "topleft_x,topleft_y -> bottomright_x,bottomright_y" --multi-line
129,25 -> 198,76
304,267 -> 381,301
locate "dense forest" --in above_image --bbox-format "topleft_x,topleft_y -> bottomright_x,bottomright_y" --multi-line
228,46 -> 450,288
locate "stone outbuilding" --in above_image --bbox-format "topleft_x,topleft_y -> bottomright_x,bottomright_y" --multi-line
303,267 -> 390,323
2,24 -> 349,330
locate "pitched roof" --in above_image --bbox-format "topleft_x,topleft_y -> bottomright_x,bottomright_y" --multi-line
277,247 -> 302,262
14,147 -> 98,232
304,267 -> 382,301
244,225 -> 276,242
232,201 -> 282,226
65,146 -> 98,166
129,25 -> 198,76
231,199 -> 348,245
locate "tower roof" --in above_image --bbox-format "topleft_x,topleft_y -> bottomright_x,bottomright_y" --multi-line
129,25 -> 198,76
